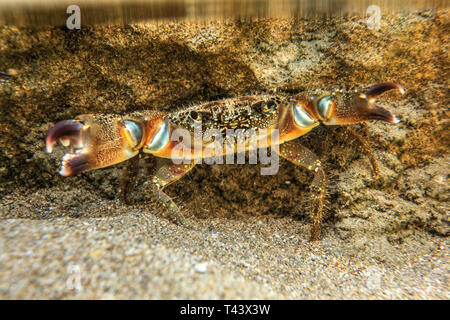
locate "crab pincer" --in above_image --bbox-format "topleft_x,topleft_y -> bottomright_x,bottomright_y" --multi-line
45,119 -> 90,176
315,82 -> 405,126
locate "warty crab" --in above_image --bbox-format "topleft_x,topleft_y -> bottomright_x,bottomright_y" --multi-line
46,82 -> 405,240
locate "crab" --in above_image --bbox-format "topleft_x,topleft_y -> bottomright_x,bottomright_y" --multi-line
46,82 -> 405,240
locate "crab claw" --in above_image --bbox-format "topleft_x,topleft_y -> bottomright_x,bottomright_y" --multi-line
46,119 -> 90,176
365,82 -> 405,99
316,82 -> 405,125
46,115 -> 146,176
45,120 -> 84,153
0,71 -> 11,81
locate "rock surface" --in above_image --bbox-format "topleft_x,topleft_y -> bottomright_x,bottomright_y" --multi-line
0,11 -> 448,299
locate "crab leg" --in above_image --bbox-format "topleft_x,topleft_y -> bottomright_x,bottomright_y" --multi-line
120,155 -> 141,204
278,139 -> 327,240
344,124 -> 381,183
150,159 -> 196,226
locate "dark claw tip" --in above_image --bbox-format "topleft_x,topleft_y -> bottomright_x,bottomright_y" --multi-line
0,72 -> 10,81
366,82 -> 405,98
59,153 -> 89,176
46,120 -> 82,153
368,105 -> 400,124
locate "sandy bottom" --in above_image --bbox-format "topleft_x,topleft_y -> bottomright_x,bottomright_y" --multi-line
0,14 -> 448,300
0,185 -> 448,299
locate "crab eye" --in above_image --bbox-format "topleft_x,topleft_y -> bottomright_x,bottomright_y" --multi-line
145,118 -> 169,152
189,111 -> 202,127
317,96 -> 333,120
293,102 -> 315,128
123,120 -> 143,148
262,100 -> 277,114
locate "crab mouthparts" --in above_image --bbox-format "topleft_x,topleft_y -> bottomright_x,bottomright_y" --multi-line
45,120 -> 90,176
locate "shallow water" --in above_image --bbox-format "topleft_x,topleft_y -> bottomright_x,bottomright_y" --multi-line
0,3 -> 448,299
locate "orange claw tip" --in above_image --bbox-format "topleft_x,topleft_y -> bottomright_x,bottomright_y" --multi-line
45,120 -> 83,153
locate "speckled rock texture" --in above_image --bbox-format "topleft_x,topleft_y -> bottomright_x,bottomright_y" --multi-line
0,11 -> 448,299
